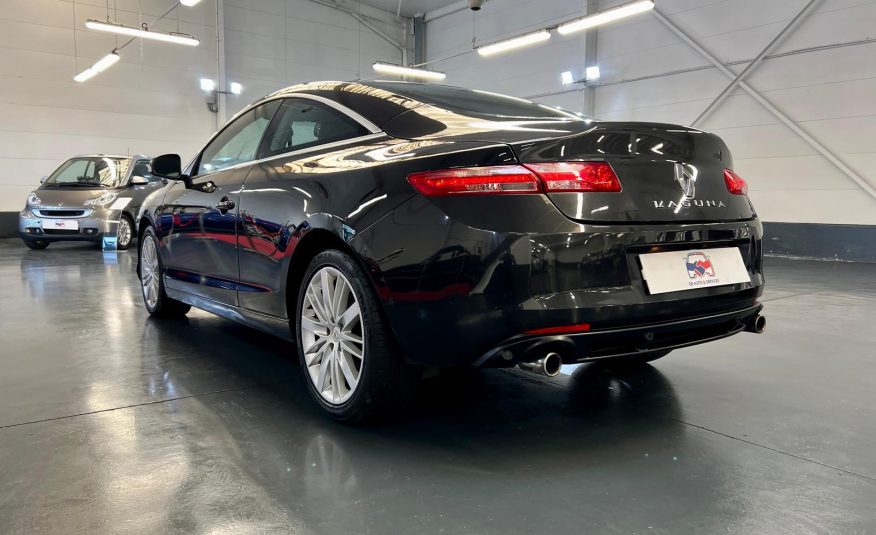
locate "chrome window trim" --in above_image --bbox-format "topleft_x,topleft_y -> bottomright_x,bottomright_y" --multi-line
191,93 -> 382,180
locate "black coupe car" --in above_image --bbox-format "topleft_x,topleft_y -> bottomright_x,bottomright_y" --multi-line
137,81 -> 765,421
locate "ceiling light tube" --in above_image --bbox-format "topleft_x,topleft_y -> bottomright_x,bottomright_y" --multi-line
557,0 -> 655,35
73,51 -> 120,82
85,19 -> 200,46
179,0 -> 202,5
372,62 -> 446,81
477,30 -> 551,57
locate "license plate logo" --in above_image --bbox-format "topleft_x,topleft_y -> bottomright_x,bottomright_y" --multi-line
685,252 -> 715,279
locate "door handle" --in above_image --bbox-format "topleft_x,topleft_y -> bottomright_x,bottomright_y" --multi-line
215,198 -> 235,213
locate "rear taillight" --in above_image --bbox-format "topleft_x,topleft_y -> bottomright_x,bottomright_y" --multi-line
406,162 -> 621,197
406,165 -> 541,197
525,162 -> 622,192
724,169 -> 748,195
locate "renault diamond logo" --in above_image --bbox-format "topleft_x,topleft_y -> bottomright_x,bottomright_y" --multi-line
674,162 -> 696,198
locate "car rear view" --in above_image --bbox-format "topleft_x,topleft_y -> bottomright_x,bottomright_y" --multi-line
350,83 -> 764,371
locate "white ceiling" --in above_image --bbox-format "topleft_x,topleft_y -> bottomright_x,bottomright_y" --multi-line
359,0 -> 462,17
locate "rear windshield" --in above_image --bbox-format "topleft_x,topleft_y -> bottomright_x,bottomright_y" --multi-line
367,82 -> 589,121
43,157 -> 131,188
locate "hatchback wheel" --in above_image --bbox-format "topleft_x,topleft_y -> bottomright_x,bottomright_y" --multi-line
23,240 -> 49,250
296,250 -> 418,422
117,215 -> 134,250
139,226 -> 190,317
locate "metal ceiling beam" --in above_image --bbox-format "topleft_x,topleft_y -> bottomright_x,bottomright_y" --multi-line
652,8 -> 876,201
308,0 -> 406,51
692,0 -> 821,127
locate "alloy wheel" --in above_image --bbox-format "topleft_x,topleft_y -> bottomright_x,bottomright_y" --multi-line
118,217 -> 132,248
300,266 -> 365,405
141,236 -> 160,309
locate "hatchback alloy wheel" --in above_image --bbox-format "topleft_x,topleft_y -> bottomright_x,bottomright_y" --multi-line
140,234 -> 160,310
117,216 -> 132,249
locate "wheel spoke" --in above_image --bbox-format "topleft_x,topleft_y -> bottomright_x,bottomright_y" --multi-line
338,301 -> 360,329
339,331 -> 362,345
320,270 -> 334,318
339,340 -> 362,359
301,316 -> 329,335
332,280 -> 349,320
317,351 -> 331,392
338,351 -> 358,389
305,338 -> 329,367
307,285 -> 331,325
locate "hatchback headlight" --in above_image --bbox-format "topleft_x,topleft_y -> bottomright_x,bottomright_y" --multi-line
27,192 -> 42,207
84,191 -> 118,207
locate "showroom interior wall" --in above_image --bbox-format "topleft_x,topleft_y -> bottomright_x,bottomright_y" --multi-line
0,0 -> 220,234
424,0 -> 876,261
222,0 -> 407,117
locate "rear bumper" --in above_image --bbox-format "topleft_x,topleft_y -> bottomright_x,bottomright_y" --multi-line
352,196 -> 765,367
475,303 -> 762,367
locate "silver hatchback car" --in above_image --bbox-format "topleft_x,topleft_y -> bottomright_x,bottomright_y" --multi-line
19,154 -> 163,250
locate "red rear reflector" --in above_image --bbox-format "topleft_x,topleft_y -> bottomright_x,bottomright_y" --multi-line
407,165 -> 541,197
724,168 -> 748,195
525,322 -> 591,335
525,162 -> 622,192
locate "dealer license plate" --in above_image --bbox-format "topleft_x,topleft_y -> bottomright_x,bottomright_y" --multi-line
41,219 -> 80,231
639,247 -> 750,295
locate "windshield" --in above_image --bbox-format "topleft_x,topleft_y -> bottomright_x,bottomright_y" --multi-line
42,157 -> 131,188
367,82 -> 590,121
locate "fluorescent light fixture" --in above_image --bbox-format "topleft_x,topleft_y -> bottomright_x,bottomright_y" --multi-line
585,65 -> 601,81
560,71 -> 574,85
229,82 -> 243,95
477,30 -> 551,57
372,62 -> 446,81
73,51 -> 120,82
557,0 -> 655,35
85,19 -> 200,46
179,0 -> 202,5
199,78 -> 216,92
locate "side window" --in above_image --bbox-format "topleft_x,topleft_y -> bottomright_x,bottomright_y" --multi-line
197,101 -> 280,175
258,98 -> 369,159
132,160 -> 157,182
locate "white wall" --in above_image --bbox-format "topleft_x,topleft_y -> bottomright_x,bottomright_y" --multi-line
424,0 -> 876,225
222,0 -> 407,116
0,0 -> 220,213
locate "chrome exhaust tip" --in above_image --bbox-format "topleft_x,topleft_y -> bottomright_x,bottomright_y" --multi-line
518,352 -> 563,378
746,314 -> 766,334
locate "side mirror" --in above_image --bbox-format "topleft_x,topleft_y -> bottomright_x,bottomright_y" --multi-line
152,154 -> 187,181
40,176 -> 48,184
130,175 -> 149,186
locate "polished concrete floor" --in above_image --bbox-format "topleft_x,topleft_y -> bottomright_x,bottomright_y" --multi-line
1,239 -> 875,534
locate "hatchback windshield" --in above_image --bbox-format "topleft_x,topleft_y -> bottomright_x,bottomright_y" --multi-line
43,157 -> 131,188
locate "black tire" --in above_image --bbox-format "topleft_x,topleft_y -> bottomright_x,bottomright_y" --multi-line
598,350 -> 671,369
116,214 -> 134,250
295,249 -> 419,423
138,226 -> 190,318
23,240 -> 49,250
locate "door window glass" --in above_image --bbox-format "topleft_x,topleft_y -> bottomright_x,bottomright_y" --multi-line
198,101 -> 280,175
258,99 -> 369,158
